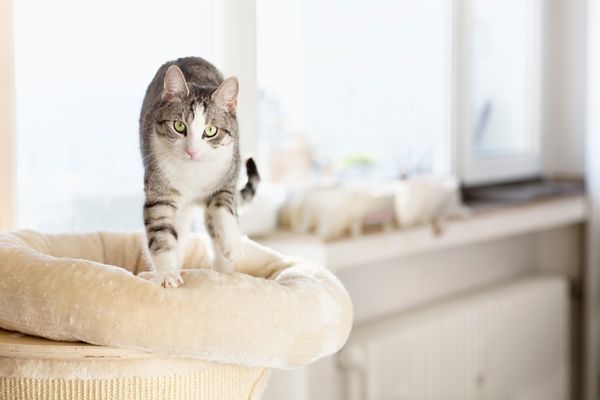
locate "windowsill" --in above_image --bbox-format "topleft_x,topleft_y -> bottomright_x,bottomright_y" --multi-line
261,194 -> 588,272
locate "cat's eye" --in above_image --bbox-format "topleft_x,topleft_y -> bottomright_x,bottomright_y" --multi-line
173,120 -> 187,134
204,125 -> 218,137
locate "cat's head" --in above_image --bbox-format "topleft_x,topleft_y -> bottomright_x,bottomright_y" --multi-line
151,65 -> 238,161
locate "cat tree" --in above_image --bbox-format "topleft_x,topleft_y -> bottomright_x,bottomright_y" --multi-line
0,230 -> 353,400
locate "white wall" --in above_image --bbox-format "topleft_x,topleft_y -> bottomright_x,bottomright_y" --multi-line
585,1 -> 600,398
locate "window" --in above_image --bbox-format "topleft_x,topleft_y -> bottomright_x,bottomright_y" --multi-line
14,0 -> 223,231
257,0 -> 544,186
257,0 -> 452,183
12,0 -> 548,231
459,0 -> 543,185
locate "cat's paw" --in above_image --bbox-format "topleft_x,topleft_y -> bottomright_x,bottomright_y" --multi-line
157,271 -> 184,288
219,234 -> 242,262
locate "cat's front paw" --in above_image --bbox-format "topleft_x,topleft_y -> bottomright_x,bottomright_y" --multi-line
213,256 -> 235,274
157,271 -> 184,288
219,235 -> 242,262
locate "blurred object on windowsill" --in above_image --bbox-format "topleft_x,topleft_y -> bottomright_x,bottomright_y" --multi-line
264,130 -> 384,186
394,176 -> 468,230
278,176 -> 467,241
463,176 -> 585,211
279,184 -> 396,241
336,153 -> 378,180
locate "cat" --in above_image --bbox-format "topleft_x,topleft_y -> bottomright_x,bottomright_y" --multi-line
139,56 -> 259,288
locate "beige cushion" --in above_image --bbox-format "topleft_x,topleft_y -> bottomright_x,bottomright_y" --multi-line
0,230 -> 353,399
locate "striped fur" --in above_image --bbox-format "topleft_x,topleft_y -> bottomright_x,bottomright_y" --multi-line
240,158 -> 260,204
139,57 -> 259,288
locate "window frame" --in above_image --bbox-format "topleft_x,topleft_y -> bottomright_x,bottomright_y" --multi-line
0,0 -> 15,230
454,0 -> 544,186
221,0 -> 258,158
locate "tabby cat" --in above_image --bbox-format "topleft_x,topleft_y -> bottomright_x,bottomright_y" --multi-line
139,57 -> 259,288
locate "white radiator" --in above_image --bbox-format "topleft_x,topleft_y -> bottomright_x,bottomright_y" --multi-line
338,275 -> 570,400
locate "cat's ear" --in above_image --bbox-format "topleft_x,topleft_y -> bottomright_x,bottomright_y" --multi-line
162,65 -> 189,100
211,77 -> 239,113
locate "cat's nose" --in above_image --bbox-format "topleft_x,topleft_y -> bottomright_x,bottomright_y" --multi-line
185,148 -> 198,158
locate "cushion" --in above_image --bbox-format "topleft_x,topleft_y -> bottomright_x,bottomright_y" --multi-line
0,230 -> 353,369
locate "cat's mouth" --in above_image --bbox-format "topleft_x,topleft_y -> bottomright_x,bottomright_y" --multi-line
185,154 -> 206,162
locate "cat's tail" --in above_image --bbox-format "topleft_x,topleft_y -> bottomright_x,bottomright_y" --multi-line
239,158 -> 260,205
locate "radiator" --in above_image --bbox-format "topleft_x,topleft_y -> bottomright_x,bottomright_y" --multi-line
338,275 -> 570,400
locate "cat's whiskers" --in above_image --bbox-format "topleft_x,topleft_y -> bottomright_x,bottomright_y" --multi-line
145,152 -> 176,187
141,149 -> 168,165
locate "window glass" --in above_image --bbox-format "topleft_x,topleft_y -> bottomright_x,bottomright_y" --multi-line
14,0 -> 220,231
470,0 -> 541,159
257,0 -> 452,183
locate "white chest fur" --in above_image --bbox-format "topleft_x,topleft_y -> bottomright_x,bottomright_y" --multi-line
166,145 -> 233,200
151,131 -> 234,201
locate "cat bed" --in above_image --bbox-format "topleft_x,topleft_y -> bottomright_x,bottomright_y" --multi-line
0,230 -> 353,399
